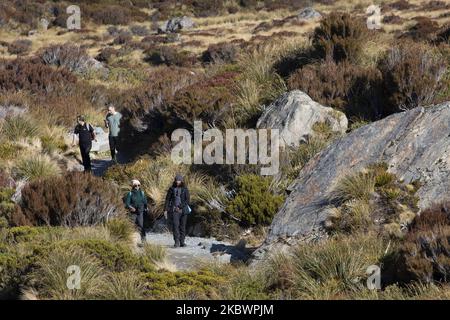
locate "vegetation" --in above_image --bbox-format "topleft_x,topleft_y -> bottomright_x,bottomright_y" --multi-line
0,0 -> 449,301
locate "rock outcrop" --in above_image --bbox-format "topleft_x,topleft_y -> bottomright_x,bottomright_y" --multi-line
158,16 -> 195,34
256,90 -> 348,147
253,102 -> 450,261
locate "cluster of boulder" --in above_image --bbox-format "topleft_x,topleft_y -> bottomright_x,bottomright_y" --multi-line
253,89 -> 450,262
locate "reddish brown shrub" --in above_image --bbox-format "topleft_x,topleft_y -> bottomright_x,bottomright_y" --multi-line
378,40 -> 447,112
19,172 -> 125,227
169,71 -> 239,125
201,42 -> 241,64
7,39 -> 32,55
398,201 -> 450,284
311,12 -> 369,63
144,46 -> 197,67
0,58 -> 77,94
288,59 -> 382,119
401,17 -> 441,42
85,4 -> 148,25
39,43 -> 95,75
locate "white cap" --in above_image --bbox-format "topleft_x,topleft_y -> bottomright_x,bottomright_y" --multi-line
131,179 -> 141,186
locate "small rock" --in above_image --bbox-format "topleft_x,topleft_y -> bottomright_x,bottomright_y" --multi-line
39,18 -> 49,31
158,16 -> 195,33
298,7 -> 322,20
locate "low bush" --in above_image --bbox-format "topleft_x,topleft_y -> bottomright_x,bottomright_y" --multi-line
398,201 -> 450,284
105,218 -> 134,243
19,172 -> 125,227
145,46 -> 197,67
169,71 -> 238,125
378,40 -> 448,113
143,269 -> 226,299
288,59 -> 382,119
202,42 -> 241,64
312,12 -> 369,63
226,174 -> 284,227
39,44 -> 97,76
7,39 -> 32,55
0,58 -> 77,94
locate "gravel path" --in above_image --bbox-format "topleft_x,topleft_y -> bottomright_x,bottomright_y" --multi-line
144,232 -> 250,271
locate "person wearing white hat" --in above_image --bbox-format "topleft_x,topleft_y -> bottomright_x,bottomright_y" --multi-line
125,179 -> 148,243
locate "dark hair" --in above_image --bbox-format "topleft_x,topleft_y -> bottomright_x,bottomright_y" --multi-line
77,115 -> 85,122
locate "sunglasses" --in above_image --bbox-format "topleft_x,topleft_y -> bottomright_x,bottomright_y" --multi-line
133,184 -> 140,187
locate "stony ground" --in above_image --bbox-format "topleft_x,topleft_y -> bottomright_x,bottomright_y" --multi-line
143,232 -> 250,271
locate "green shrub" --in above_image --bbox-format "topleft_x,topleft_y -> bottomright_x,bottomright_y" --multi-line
226,174 -> 285,227
143,270 -> 225,299
142,243 -> 166,264
58,239 -> 154,273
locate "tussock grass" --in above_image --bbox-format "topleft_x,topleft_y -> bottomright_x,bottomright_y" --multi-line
29,246 -> 106,300
102,271 -> 146,300
1,115 -> 39,141
15,154 -> 61,181
332,170 -> 376,203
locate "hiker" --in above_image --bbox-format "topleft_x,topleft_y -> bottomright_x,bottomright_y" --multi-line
72,115 -> 96,172
164,174 -> 191,248
125,179 -> 148,243
104,105 -> 122,162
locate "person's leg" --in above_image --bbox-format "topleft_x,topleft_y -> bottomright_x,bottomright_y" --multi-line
137,209 -> 145,242
79,144 -> 89,171
172,210 -> 181,246
85,144 -> 92,171
179,214 -> 188,246
109,136 -> 116,161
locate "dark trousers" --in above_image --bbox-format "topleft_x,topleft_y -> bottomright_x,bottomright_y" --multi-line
171,209 -> 187,245
79,143 -> 92,172
108,136 -> 119,161
133,208 -> 146,240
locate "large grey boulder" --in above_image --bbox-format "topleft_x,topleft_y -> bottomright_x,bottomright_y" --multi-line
91,127 -> 110,153
158,16 -> 195,33
253,102 -> 450,262
256,90 -> 348,147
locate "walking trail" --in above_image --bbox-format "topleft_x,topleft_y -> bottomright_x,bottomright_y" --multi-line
92,154 -> 251,271
143,232 -> 250,271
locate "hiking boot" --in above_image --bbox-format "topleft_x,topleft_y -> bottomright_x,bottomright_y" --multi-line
180,243 -> 186,247
174,242 -> 180,248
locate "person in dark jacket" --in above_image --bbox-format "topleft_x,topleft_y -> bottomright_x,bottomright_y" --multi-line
164,174 -> 190,248
125,179 -> 148,243
72,115 -> 96,172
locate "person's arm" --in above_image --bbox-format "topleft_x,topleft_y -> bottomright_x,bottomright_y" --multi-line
185,188 -> 190,205
164,188 -> 172,212
89,124 -> 97,141
72,126 -> 78,146
125,192 -> 135,211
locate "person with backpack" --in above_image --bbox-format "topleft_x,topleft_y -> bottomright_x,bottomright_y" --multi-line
125,179 -> 148,244
72,115 -> 96,172
163,174 -> 190,248
104,105 -> 122,162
